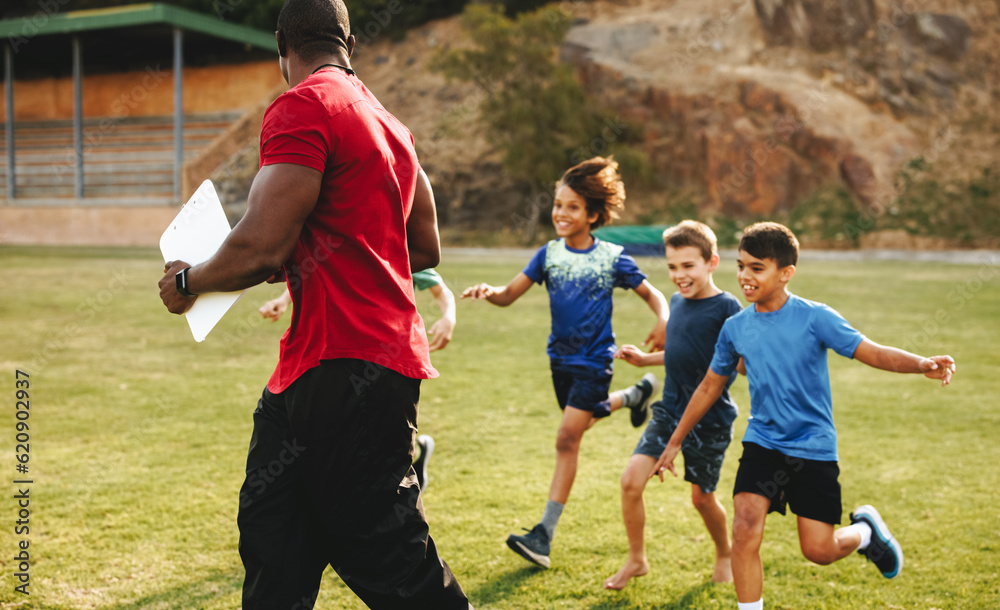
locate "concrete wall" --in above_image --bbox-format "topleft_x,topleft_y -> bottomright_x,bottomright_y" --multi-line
0,206 -> 183,246
0,60 -> 284,120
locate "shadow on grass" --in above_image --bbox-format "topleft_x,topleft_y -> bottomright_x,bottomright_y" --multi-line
652,581 -> 717,609
104,567 -> 243,609
468,565 -> 547,606
587,581 -> 716,610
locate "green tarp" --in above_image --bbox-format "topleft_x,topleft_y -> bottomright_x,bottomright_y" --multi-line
593,225 -> 671,257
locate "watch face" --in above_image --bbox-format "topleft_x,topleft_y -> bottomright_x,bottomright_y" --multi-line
176,268 -> 193,297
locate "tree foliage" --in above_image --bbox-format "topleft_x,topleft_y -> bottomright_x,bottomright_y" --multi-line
1,0 -> 495,34
433,3 -> 607,190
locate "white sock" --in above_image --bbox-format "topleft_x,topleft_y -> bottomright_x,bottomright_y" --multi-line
844,522 -> 873,550
620,384 -> 644,408
737,600 -> 763,610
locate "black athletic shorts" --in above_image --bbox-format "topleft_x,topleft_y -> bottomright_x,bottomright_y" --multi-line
733,441 -> 843,524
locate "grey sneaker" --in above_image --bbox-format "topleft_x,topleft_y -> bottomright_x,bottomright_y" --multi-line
851,505 -> 903,579
629,373 -> 658,428
506,523 -> 551,568
414,434 -> 434,494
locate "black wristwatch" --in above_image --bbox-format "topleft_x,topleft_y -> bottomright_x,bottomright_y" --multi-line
175,267 -> 196,298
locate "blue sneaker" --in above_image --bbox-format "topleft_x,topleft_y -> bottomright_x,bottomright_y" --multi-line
852,505 -> 903,578
413,434 -> 434,494
506,523 -> 551,568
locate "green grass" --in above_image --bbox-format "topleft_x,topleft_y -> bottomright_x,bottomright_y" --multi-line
1,246 -> 998,609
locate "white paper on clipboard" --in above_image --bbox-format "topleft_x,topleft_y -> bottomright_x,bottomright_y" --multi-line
159,180 -> 247,342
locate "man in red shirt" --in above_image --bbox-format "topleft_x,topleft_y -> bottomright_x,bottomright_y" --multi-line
157,1 -> 471,607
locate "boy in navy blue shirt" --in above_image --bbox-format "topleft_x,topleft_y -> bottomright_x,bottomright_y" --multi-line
604,221 -> 742,589
463,157 -> 668,568
653,222 -> 955,610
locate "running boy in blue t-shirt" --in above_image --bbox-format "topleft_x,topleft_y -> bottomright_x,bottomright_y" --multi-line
652,222 -> 956,610
462,157 -> 668,568
604,220 -> 743,590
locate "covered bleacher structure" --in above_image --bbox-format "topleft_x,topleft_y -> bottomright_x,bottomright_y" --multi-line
0,3 -> 284,245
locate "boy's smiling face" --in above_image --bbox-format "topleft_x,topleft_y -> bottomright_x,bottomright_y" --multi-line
666,245 -> 719,300
736,249 -> 795,311
552,185 -> 598,244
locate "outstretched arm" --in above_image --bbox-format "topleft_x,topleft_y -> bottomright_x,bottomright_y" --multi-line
615,344 -> 664,367
461,273 -> 534,307
426,282 -> 457,351
852,338 -> 955,386
633,280 -> 668,352
650,369 -> 729,481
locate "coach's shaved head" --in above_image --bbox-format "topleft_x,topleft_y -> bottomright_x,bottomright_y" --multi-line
277,0 -> 352,62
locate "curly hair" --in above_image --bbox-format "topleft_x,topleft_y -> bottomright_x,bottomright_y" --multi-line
556,156 -> 625,229
739,221 -> 799,268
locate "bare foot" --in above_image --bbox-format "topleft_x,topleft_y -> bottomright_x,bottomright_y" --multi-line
603,559 -> 650,590
712,556 -> 732,583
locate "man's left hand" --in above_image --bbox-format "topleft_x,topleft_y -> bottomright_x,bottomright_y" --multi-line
159,260 -> 196,315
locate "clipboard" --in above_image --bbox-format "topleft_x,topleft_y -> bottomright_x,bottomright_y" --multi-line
159,180 -> 247,342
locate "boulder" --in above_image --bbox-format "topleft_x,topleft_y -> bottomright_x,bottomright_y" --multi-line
754,0 -> 876,51
905,13 -> 971,61
839,153 -> 878,206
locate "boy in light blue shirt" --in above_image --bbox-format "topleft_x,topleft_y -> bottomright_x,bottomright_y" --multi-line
653,222 -> 956,610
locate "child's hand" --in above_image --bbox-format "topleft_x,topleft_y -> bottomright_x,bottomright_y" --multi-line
461,283 -> 497,300
643,317 -> 667,352
920,355 -> 956,386
427,316 -> 455,352
615,344 -> 645,366
258,298 -> 288,322
650,443 -> 680,482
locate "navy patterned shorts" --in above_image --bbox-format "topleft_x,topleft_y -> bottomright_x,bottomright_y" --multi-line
634,402 -> 733,494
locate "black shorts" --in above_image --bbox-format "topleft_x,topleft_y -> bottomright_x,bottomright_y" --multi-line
733,442 -> 843,524
551,363 -> 613,418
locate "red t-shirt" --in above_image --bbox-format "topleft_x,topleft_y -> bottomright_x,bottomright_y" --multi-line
261,69 -> 437,393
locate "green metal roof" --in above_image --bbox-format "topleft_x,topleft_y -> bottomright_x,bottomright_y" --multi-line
0,3 -> 275,51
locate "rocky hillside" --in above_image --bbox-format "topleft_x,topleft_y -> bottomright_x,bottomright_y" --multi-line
234,0 -> 999,244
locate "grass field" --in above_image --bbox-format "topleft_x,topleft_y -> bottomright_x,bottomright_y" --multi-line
1,245 -> 998,609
